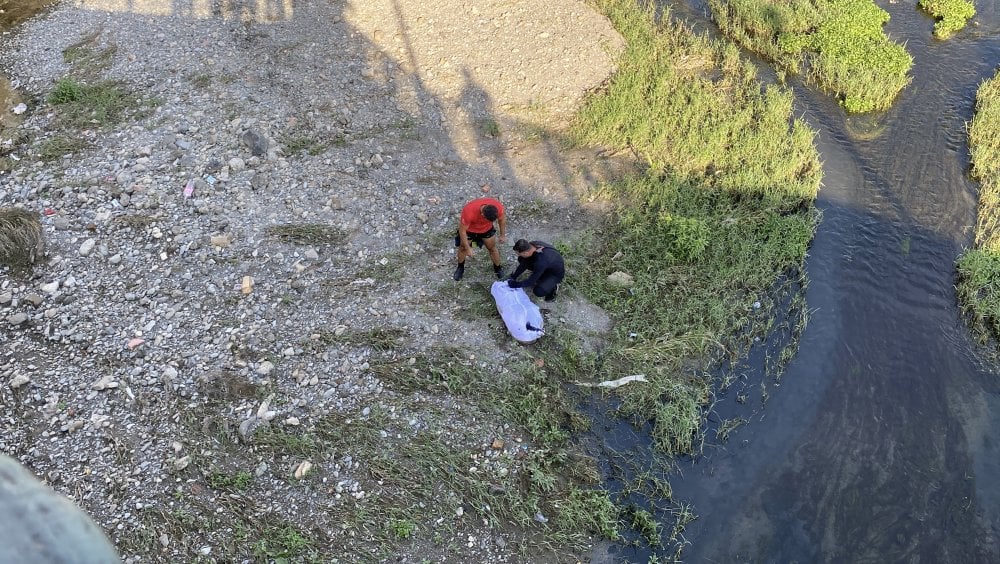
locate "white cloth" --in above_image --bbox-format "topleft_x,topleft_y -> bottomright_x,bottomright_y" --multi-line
491,281 -> 544,344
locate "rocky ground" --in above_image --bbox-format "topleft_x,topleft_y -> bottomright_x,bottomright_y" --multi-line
0,0 -> 631,562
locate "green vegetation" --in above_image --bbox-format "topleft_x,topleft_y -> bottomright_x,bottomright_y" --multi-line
573,0 -> 820,454
48,77 -> 141,129
708,0 -> 912,113
281,132 -> 332,156
37,134 -> 89,161
919,0 -> 975,39
958,71 -> 1000,340
207,470 -> 254,491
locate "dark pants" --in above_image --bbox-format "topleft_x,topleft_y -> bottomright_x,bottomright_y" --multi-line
532,273 -> 561,298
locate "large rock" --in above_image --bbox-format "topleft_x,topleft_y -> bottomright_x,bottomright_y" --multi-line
240,128 -> 270,156
0,455 -> 120,562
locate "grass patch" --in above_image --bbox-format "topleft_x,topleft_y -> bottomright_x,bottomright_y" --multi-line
266,223 -> 348,246
707,0 -> 912,113
959,70 -> 1000,342
572,0 -> 820,454
478,118 -> 501,138
48,77 -> 142,128
37,134 -> 89,161
187,72 -> 213,88
281,132 -> 331,156
252,524 -> 314,560
62,28 -> 116,76
574,1 -> 820,199
207,470 -> 254,491
919,0 -> 975,39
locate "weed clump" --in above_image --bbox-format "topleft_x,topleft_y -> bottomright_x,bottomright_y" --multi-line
0,207 -> 45,267
48,77 -> 141,128
266,223 -> 348,246
919,0 -> 975,39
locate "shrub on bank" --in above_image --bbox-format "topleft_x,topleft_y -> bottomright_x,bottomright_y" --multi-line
918,0 -> 976,39
709,0 -> 913,113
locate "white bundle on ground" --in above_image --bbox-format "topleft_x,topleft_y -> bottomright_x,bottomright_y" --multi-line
491,281 -> 544,344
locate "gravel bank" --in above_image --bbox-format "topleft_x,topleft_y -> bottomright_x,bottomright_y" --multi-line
1,0 -> 626,561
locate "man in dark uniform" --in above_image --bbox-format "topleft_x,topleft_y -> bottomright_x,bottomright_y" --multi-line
507,239 -> 565,302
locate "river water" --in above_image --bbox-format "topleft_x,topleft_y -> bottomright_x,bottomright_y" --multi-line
594,1 -> 1000,562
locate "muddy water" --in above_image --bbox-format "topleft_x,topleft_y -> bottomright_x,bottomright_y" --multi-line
594,1 -> 1000,562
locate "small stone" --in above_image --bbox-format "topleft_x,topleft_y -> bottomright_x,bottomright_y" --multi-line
238,416 -> 260,439
109,254 -> 122,265
79,239 -> 96,257
40,282 -> 59,294
533,512 -> 548,524
7,313 -> 27,325
158,534 -> 169,547
91,375 -> 118,391
606,271 -> 634,287
256,361 -> 274,376
491,439 -> 505,450
284,417 -> 300,426
12,103 -> 27,115
0,292 -> 11,305
228,157 -> 246,172
455,506 -> 464,517
293,460 -> 313,479
23,293 -> 43,307
9,374 -> 30,389
210,234 -> 232,248
241,276 -> 254,295
173,456 -> 191,471
304,249 -> 319,261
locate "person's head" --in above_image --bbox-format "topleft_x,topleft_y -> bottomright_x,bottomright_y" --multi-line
481,204 -> 499,222
513,239 -> 536,258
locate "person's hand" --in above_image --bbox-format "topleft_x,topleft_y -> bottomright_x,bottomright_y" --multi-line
462,244 -> 473,256
499,234 -> 507,244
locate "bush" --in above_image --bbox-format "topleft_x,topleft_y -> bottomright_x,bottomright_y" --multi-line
919,0 -> 975,39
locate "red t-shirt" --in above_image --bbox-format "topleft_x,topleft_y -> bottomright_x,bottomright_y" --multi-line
460,197 -> 504,234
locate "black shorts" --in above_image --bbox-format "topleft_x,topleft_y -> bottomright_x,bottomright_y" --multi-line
455,227 -> 497,248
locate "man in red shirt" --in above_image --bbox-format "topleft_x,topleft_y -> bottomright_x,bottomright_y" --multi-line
454,196 -> 507,281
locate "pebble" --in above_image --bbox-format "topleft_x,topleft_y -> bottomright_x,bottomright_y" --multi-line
79,239 -> 96,257
7,313 -> 28,325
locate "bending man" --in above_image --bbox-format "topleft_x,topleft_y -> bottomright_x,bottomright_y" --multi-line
507,239 -> 564,302
454,196 -> 507,281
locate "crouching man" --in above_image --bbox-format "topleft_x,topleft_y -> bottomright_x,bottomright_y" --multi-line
507,239 -> 565,302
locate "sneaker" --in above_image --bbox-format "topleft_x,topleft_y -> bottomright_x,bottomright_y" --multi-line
544,289 -> 557,302
453,264 -> 465,281
493,264 -> 505,279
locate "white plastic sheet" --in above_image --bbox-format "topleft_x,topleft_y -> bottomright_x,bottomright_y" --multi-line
491,281 -> 544,344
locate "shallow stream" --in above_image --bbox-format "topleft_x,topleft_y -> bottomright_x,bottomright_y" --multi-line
595,1 -> 1000,561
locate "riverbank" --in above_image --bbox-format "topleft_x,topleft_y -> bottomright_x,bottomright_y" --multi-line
1,0 -> 823,560
958,70 -> 1000,345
